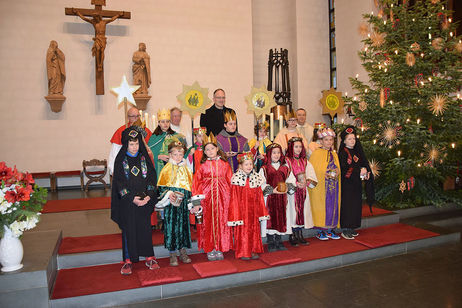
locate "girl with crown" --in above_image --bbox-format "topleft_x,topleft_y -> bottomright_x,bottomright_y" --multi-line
216,110 -> 250,172
274,110 -> 309,154
338,126 -> 374,240
308,128 -> 342,241
259,143 -> 290,251
285,137 -> 317,246
308,122 -> 326,156
148,108 -> 186,178
190,133 -> 234,261
228,152 -> 269,260
156,141 -> 194,266
248,121 -> 272,172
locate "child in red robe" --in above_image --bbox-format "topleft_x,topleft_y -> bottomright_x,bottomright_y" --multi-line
191,133 -> 233,261
228,152 -> 269,260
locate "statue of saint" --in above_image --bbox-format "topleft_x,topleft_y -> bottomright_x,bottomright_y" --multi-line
73,8 -> 123,72
46,40 -> 66,95
132,43 -> 151,95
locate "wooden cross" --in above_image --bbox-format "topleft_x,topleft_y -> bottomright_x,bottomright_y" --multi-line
65,0 -> 131,95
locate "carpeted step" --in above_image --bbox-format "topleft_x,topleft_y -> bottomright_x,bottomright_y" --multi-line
51,223 -> 439,301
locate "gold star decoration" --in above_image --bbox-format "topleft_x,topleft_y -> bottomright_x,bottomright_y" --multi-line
425,145 -> 446,165
370,31 -> 386,47
369,159 -> 381,177
378,122 -> 401,147
410,42 -> 420,51
110,75 -> 140,106
358,22 -> 369,37
432,38 -> 444,50
244,85 -> 276,117
428,94 -> 447,115
176,81 -> 212,118
358,101 -> 368,111
320,88 -> 345,119
399,180 -> 406,193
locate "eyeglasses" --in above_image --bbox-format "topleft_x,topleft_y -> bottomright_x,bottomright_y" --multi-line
128,115 -> 140,118
214,96 -> 226,100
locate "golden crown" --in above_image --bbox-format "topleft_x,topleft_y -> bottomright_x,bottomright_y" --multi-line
202,133 -> 217,146
284,110 -> 297,122
257,121 -> 270,131
157,108 -> 170,121
224,110 -> 237,123
314,122 -> 327,129
237,151 -> 254,164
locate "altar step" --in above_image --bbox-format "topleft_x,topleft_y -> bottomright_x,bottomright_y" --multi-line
49,223 -> 460,308
57,208 -> 399,270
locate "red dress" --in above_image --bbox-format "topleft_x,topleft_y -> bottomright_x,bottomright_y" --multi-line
228,169 -> 269,258
192,158 -> 233,253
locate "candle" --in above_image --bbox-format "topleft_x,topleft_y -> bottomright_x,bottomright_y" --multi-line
144,112 -> 149,129
139,110 -> 143,118
152,115 -> 157,129
269,113 -> 274,140
279,115 -> 283,132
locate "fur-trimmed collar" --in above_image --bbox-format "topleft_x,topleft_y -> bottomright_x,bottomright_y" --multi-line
168,158 -> 186,166
231,169 -> 264,188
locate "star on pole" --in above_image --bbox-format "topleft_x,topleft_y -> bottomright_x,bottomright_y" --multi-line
110,75 -> 140,106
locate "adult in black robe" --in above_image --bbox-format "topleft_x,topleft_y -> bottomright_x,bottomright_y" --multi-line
338,126 -> 375,238
111,126 -> 158,264
200,88 -> 237,136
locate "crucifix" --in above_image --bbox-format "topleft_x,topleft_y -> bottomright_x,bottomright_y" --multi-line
65,0 -> 131,95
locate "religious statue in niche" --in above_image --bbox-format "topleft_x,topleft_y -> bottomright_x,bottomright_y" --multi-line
45,40 -> 66,112
72,8 -> 123,72
132,42 -> 152,110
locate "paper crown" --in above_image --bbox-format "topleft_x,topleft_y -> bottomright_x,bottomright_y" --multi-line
266,143 -> 282,151
317,128 -> 336,139
314,122 -> 327,129
237,152 -> 254,164
256,121 -> 270,131
284,110 -> 297,121
224,110 -> 237,122
168,140 -> 186,152
157,108 -> 170,121
202,133 -> 217,146
193,127 -> 207,135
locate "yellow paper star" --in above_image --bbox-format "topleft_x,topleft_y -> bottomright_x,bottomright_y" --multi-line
244,85 -> 276,117
110,75 -> 140,106
176,81 -> 212,117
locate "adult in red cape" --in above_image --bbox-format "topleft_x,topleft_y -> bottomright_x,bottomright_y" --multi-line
108,107 -> 152,175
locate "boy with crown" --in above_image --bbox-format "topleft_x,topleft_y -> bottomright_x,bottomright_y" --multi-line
274,110 -> 309,154
308,122 -> 327,156
187,127 -> 207,173
309,127 -> 342,241
148,108 -> 186,178
248,120 -> 272,172
216,110 -> 250,172
228,152 -> 269,260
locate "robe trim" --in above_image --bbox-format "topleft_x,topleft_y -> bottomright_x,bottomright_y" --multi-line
119,188 -> 129,197
191,194 -> 205,201
227,220 -> 244,226
231,169 -> 264,188
259,215 -> 270,221
156,191 -> 172,209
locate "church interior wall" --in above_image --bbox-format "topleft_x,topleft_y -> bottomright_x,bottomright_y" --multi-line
0,0 -> 369,173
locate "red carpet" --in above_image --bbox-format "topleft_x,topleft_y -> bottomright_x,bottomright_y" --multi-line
259,250 -> 301,266
354,223 -> 439,248
362,205 -> 392,217
51,223 -> 439,300
137,267 -> 183,287
193,259 -> 238,278
41,197 -> 110,213
58,229 -> 197,255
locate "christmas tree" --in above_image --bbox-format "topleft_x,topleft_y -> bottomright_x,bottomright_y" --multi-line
340,0 -> 462,208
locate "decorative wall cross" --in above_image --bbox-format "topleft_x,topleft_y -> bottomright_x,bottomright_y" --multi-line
65,0 -> 131,95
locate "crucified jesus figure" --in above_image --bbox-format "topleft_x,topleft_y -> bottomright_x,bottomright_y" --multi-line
73,8 -> 123,71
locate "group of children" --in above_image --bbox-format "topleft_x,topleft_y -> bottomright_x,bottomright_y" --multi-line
111,109 -> 373,275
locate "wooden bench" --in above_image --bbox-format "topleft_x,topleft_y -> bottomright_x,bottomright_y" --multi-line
31,172 -> 57,192
54,170 -> 84,191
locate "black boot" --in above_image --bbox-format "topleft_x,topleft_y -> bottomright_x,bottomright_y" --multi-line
296,229 -> 309,245
266,234 -> 277,252
275,234 -> 287,251
289,233 -> 299,246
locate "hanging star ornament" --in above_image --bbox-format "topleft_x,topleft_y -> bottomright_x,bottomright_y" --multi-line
358,101 -> 368,111
111,75 -> 140,106
428,94 -> 447,116
176,81 -> 211,118
369,159 -> 381,177
244,85 -> 276,117
378,122 -> 401,147
399,180 -> 407,193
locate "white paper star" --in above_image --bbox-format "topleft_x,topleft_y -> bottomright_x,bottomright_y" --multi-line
110,75 -> 140,106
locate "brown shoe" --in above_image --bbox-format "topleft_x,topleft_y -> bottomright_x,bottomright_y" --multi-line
179,248 -> 191,264
169,253 -> 179,266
